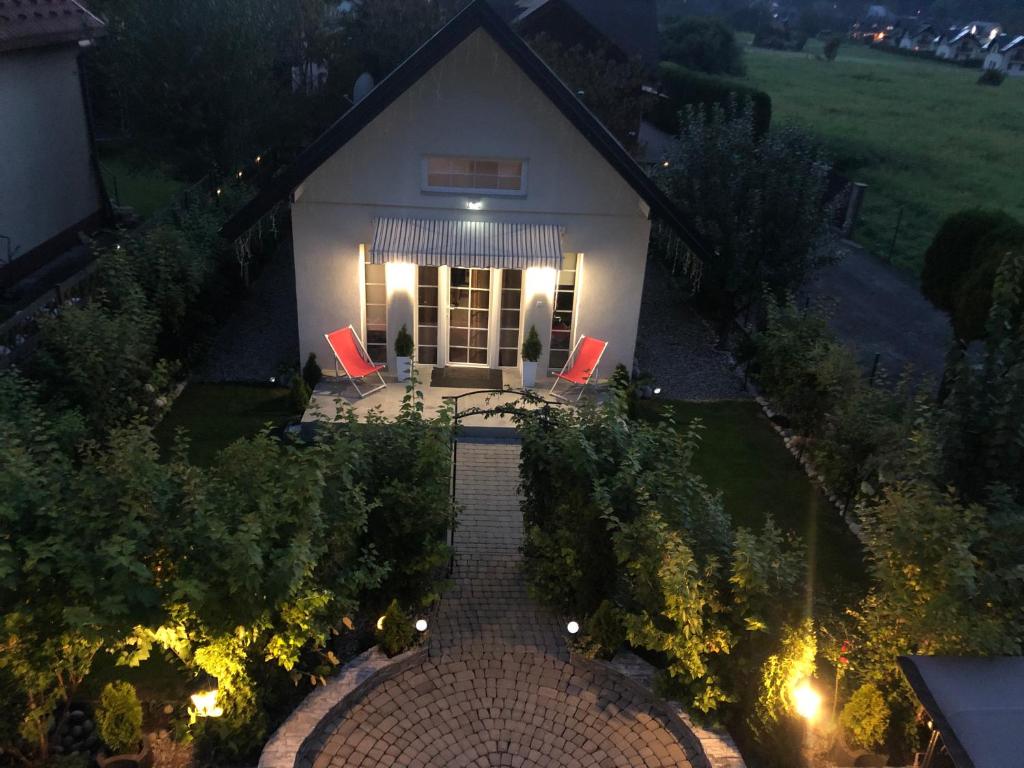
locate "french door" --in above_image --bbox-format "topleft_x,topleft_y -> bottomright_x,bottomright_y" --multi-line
448,267 -> 491,365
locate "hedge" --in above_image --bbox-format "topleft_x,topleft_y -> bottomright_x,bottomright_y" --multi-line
648,62 -> 772,137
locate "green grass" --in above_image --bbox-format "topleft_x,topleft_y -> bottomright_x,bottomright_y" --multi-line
732,35 -> 1024,273
97,148 -> 188,219
155,384 -> 296,466
638,399 -> 867,601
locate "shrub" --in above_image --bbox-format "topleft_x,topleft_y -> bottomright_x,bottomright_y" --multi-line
584,600 -> 626,660
289,374 -> 311,413
839,683 -> 889,751
823,37 -> 841,61
394,324 -> 414,358
302,352 -> 323,392
978,68 -> 1005,86
648,62 -> 772,136
377,599 -> 414,657
660,17 -> 745,76
521,325 -> 542,362
96,682 -> 143,755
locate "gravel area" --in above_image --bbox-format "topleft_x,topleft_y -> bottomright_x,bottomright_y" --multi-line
636,259 -> 750,401
194,242 -> 299,382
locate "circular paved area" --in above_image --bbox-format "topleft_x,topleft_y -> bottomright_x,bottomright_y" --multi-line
303,440 -> 701,768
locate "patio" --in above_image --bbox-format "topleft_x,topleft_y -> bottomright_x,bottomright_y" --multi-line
302,365 -> 606,435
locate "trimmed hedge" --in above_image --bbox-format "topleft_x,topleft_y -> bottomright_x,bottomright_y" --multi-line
648,62 -> 772,137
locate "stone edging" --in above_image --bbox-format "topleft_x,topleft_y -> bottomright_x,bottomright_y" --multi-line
258,645 -> 426,768
572,651 -> 747,768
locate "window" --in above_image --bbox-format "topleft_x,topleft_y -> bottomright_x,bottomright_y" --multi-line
549,253 -> 579,371
363,257 -> 387,364
417,266 -> 439,365
498,270 -> 522,367
423,156 -> 526,195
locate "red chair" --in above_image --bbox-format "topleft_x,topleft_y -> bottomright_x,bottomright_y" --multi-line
549,335 -> 608,402
324,325 -> 387,399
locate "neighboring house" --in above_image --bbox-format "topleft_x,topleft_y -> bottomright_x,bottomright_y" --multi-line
0,0 -> 107,286
513,0 -> 659,68
222,0 -> 707,379
899,24 -> 937,51
936,28 -> 985,61
983,34 -> 1024,74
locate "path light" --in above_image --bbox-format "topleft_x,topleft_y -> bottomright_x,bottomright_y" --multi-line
189,674 -> 223,720
415,618 -> 428,632
376,614 -> 386,630
255,155 -> 262,164
792,679 -> 822,722
653,387 -> 662,395
566,620 -> 580,635
216,188 -> 222,196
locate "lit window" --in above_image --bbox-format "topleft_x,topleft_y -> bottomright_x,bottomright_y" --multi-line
363,256 -> 387,364
423,156 -> 526,195
549,254 -> 579,371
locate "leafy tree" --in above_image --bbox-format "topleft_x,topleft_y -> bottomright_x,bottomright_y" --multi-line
661,17 -> 745,76
341,0 -> 445,78
750,619 -> 817,736
839,683 -> 889,751
658,99 -> 837,340
527,34 -> 651,148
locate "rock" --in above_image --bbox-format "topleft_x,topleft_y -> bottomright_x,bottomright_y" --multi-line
71,725 -> 83,738
69,710 -> 86,723
81,719 -> 93,733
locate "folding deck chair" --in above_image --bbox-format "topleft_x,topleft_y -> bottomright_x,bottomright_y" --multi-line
549,335 -> 608,402
324,325 -> 387,399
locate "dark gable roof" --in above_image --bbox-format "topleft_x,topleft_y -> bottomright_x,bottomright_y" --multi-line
221,0 -> 708,259
0,0 -> 104,54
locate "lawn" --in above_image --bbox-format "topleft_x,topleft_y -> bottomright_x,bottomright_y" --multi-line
732,36 -> 1024,273
637,399 -> 867,602
155,384 -> 296,465
97,147 -> 188,220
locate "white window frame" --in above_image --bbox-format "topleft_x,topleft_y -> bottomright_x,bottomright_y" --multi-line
421,155 -> 529,197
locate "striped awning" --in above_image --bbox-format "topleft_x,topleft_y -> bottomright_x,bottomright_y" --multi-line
369,217 -> 564,270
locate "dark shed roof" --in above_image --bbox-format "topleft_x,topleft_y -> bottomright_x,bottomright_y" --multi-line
898,655 -> 1024,768
0,0 -> 104,54
220,0 -> 706,259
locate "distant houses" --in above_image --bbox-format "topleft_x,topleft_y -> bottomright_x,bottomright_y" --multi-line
984,35 -> 1024,75
898,24 -> 937,52
935,28 -> 987,62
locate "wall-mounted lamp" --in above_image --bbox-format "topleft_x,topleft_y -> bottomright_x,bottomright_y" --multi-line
466,200 -> 483,211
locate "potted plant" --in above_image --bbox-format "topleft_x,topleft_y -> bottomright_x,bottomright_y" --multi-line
521,325 -> 542,388
95,682 -> 151,768
394,324 -> 414,382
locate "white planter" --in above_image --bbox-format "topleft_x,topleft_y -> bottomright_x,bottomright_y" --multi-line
396,356 -> 412,382
521,360 -> 538,389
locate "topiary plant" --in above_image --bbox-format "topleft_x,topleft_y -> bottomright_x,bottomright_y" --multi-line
394,325 -> 414,358
521,325 -> 542,362
302,352 -> 322,392
839,683 -> 889,752
289,373 -> 311,413
96,681 -> 143,756
377,599 -> 415,657
585,600 -> 626,660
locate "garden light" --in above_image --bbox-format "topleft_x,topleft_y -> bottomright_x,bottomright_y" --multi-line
415,619 -> 428,632
653,387 -> 662,395
566,620 -> 580,634
188,674 -> 223,719
376,614 -> 386,630
792,679 -> 822,722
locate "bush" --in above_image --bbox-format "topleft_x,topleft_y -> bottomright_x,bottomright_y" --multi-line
377,599 -> 414,657
394,324 -> 414,358
648,62 -> 772,137
839,683 -> 889,751
823,37 -> 841,61
661,17 -> 745,76
96,682 -> 143,755
289,374 -> 311,413
302,352 -> 323,392
521,325 -> 542,362
978,68 -> 1005,86
584,600 -> 626,660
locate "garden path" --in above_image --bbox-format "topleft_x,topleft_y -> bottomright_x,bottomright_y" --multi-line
302,438 -> 703,768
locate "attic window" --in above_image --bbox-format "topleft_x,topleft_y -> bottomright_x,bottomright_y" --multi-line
423,156 -> 527,196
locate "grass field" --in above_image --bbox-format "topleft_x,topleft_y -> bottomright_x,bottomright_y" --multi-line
733,36 -> 1024,273
97,147 -> 188,219
637,399 -> 867,602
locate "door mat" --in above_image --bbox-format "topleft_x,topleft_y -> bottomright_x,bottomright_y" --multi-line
429,367 -> 503,389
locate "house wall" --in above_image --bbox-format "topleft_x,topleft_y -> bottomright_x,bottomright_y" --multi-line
291,28 -> 652,376
0,45 -> 103,261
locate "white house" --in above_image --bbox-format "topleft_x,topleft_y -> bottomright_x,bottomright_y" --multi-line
898,25 -> 937,51
984,35 -> 1024,75
936,28 -> 986,61
223,0 -> 707,381
0,0 -> 107,286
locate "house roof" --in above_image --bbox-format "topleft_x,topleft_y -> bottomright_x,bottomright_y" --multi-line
0,0 -> 104,54
899,656 -> 1024,768
513,0 -> 659,66
220,0 -> 708,259
1002,35 -> 1024,52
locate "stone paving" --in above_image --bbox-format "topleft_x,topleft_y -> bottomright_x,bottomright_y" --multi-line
304,438 -> 704,768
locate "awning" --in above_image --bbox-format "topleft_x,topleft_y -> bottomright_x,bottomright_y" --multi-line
369,217 -> 564,270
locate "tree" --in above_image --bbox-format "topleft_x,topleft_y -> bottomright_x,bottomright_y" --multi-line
658,99 -> 837,340
341,0 -> 445,78
823,37 -> 841,61
661,17 -> 746,76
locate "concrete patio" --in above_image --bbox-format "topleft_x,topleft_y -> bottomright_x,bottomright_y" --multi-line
302,365 -> 607,435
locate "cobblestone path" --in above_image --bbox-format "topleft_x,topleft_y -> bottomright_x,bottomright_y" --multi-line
308,439 -> 700,768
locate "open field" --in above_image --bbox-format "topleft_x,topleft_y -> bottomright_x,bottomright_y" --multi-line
734,36 -> 1024,273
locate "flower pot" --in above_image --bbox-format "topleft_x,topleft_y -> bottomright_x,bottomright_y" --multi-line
96,739 -> 152,768
521,360 -> 538,388
396,356 -> 412,382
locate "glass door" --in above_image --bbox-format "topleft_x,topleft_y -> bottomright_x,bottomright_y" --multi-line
448,267 -> 490,365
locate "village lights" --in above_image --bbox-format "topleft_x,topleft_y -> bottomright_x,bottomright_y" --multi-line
415,619 -> 428,632
566,620 -> 580,634
216,188 -> 223,196
188,674 -> 223,720
792,679 -> 822,722
237,170 -> 243,179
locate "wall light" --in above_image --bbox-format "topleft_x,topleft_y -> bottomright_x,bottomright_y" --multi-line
653,387 -> 662,395
466,200 -> 483,210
